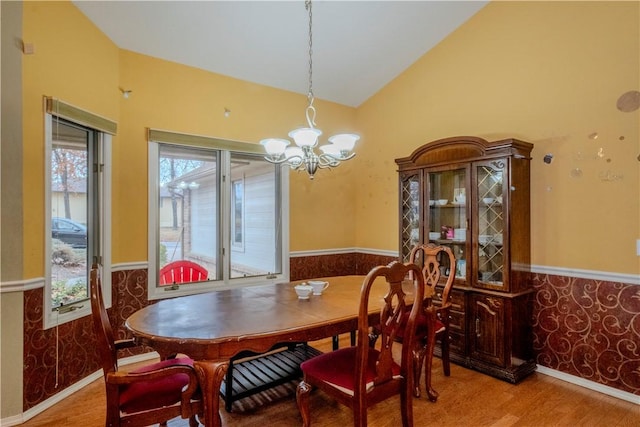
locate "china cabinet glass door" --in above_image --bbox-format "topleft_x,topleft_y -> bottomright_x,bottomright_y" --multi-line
475,160 -> 505,288
400,172 -> 421,262
427,167 -> 468,281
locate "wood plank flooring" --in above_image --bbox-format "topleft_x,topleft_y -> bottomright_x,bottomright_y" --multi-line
19,336 -> 639,427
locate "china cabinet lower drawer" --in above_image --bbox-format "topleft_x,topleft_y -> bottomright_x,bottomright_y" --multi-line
448,310 -> 466,334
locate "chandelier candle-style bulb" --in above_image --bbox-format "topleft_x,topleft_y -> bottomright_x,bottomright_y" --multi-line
259,0 -> 358,180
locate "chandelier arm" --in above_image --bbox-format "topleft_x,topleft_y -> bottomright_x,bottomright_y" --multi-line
316,155 -> 340,168
263,155 -> 304,166
320,153 -> 356,162
263,156 -> 286,165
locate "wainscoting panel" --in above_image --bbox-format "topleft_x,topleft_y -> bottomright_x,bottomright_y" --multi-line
290,251 -> 397,281
22,254 -> 638,413
531,272 -> 640,396
22,269 -> 148,411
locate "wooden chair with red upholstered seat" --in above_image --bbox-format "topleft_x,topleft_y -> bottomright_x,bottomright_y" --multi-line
296,261 -> 425,427
159,260 -> 208,286
90,265 -> 203,427
403,243 -> 456,401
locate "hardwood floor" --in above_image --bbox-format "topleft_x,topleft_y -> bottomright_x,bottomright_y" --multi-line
20,336 -> 639,427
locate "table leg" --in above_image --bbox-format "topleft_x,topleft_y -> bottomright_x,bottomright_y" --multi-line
193,360 -> 228,427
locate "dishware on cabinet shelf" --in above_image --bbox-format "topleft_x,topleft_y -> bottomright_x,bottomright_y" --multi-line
454,228 -> 466,240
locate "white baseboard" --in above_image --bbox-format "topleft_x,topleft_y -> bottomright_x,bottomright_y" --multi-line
0,352 -> 159,427
536,365 -> 640,405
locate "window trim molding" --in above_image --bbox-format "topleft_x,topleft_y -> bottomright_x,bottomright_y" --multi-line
45,96 -> 117,135
148,128 -> 263,153
147,130 -> 289,301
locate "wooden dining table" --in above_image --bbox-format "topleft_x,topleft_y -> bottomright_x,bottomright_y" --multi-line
125,275 -> 435,427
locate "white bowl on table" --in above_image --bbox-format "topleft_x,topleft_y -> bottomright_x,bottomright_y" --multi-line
294,284 -> 313,299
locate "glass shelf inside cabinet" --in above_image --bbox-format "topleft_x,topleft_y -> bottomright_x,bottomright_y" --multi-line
401,174 -> 420,262
428,168 -> 467,280
477,162 -> 505,284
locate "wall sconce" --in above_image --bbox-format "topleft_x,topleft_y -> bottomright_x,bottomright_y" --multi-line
119,88 -> 132,99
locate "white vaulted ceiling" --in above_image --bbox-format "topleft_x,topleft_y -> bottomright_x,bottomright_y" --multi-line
73,1 -> 488,107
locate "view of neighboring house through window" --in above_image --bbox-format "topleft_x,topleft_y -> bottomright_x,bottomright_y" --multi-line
231,178 -> 244,250
228,152 -> 279,279
150,139 -> 284,295
158,144 -> 220,281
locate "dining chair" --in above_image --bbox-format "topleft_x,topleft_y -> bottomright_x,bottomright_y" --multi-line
296,261 -> 425,427
403,243 -> 456,401
159,260 -> 208,286
90,264 -> 203,427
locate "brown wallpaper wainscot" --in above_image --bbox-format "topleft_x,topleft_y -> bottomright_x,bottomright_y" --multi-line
23,255 -> 639,411
532,272 -> 640,395
23,269 -> 148,410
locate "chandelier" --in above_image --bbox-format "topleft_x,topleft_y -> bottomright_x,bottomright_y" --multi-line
260,0 -> 359,180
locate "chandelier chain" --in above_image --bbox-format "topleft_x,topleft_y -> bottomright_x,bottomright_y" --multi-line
306,0 -> 313,102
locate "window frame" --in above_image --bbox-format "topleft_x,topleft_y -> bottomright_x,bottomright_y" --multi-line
147,130 -> 289,301
43,102 -> 112,329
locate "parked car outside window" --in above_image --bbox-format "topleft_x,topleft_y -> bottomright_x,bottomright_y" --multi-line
52,217 -> 87,248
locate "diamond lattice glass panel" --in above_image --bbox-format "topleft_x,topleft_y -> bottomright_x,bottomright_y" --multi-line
401,176 -> 420,261
477,163 -> 504,284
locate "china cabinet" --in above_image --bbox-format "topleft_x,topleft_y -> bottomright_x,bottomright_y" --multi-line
396,136 -> 535,383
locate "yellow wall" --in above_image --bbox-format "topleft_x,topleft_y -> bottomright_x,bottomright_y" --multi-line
355,1 -> 639,274
21,0 -> 120,278
18,1 -> 640,273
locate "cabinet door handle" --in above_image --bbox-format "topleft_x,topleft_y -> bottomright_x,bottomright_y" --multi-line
475,317 -> 480,337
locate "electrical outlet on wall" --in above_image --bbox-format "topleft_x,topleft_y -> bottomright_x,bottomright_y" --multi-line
637,239 -> 640,256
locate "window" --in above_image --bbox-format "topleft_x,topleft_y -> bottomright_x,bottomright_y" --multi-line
148,130 -> 289,299
44,98 -> 112,328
